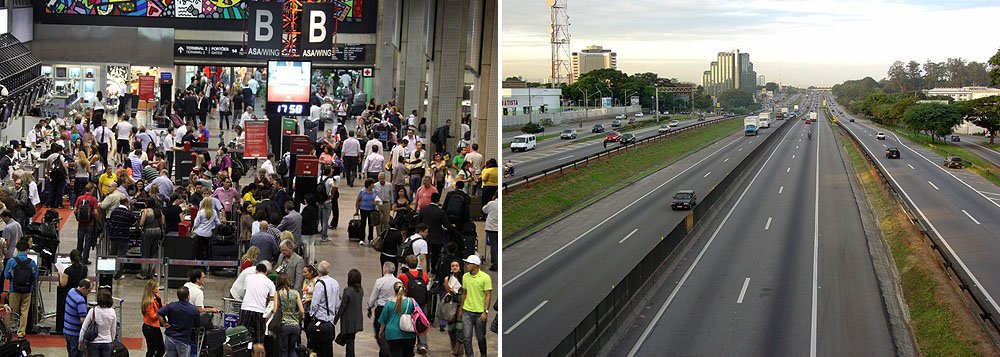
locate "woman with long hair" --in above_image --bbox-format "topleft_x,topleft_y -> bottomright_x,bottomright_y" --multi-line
140,279 -> 165,357
377,282 -> 416,357
192,197 -> 221,260
240,246 -> 260,272
72,151 -> 92,208
443,259 -> 464,354
335,269 -> 365,357
78,289 -> 117,356
273,273 -> 305,357
301,264 -> 317,319
138,197 -> 164,280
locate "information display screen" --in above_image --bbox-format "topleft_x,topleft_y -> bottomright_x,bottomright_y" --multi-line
265,60 -> 312,116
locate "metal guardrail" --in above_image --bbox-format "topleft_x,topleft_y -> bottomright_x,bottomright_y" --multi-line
548,118 -> 796,356
836,119 -> 1000,341
503,116 -> 739,192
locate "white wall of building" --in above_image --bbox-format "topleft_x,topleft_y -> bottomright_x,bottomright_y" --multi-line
501,88 -> 562,114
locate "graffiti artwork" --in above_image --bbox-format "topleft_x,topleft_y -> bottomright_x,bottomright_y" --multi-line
42,0 -> 363,20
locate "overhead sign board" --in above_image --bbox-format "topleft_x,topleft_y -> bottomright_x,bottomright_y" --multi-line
174,44 -> 242,57
247,2 -> 283,57
299,4 -> 334,52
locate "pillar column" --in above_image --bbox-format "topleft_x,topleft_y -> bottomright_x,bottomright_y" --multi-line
399,0 -> 430,118
428,0 -> 468,155
374,0 -> 398,104
474,0 -> 498,162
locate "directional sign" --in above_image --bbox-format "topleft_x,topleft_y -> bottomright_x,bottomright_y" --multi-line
174,44 -> 243,58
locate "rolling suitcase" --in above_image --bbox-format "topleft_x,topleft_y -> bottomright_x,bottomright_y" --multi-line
111,341 -> 128,357
0,340 -> 30,357
348,214 -> 363,241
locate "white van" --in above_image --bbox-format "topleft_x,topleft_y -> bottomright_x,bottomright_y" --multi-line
510,134 -> 537,152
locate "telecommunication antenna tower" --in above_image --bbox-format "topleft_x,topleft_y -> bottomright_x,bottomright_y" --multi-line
548,0 -> 571,85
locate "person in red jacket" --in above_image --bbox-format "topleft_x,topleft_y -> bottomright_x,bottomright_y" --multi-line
74,183 -> 100,265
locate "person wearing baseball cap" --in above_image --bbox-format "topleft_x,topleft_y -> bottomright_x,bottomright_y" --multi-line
458,255 -> 492,357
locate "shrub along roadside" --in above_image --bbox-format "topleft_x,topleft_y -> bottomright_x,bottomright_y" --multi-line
502,118 -> 742,246
839,133 -> 992,356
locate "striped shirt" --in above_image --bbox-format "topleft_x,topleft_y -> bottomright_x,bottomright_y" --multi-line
63,288 -> 88,336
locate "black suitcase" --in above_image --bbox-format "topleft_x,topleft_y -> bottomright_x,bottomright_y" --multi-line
204,326 -> 227,347
0,340 -> 30,357
348,216 -> 363,240
211,243 -> 239,260
111,341 -> 128,357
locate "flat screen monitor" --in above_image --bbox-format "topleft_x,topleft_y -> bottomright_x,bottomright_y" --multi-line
56,255 -> 71,267
25,253 -> 38,266
265,60 -> 311,117
97,257 -> 116,272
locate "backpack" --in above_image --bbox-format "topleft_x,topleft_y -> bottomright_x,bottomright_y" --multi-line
405,270 -> 429,306
49,156 -> 67,181
320,105 -> 335,121
76,198 -> 94,223
444,192 -> 467,223
398,236 -> 423,264
11,257 -> 34,293
315,177 -> 330,202
277,158 -> 289,176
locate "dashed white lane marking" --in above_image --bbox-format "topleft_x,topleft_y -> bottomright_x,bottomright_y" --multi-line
504,300 -> 548,334
764,217 -> 772,230
907,164 -> 915,170
704,172 -> 712,178
556,155 -> 574,161
787,167 -> 791,173
962,210 -> 982,225
724,158 -> 730,163
779,186 -> 784,194
618,229 -> 639,244
928,181 -> 939,190
737,278 -> 751,304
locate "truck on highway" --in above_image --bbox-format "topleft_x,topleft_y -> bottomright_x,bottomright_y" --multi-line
744,116 -> 759,136
794,104 -> 799,111
758,113 -> 771,128
779,107 -> 788,120
809,112 -> 818,121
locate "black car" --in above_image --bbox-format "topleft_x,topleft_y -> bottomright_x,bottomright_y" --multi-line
885,147 -> 900,159
671,190 -> 697,210
620,133 -> 637,144
944,156 -> 963,169
592,124 -> 605,133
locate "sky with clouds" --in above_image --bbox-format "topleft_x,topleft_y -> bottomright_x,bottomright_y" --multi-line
502,0 -> 1000,87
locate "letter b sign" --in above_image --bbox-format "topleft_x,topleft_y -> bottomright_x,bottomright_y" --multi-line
299,4 -> 334,51
248,2 -> 283,50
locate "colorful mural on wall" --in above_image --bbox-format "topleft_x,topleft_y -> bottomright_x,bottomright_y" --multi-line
43,0 -> 365,21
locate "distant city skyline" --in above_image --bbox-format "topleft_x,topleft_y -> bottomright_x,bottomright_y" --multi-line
502,0 -> 1000,87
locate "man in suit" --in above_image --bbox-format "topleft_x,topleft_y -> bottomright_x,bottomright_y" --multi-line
276,239 -> 305,291
182,90 -> 198,124
196,91 -> 210,126
418,192 -> 454,276
276,201 -> 302,244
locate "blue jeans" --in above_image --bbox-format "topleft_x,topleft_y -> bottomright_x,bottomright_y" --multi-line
88,342 -> 112,357
462,310 -> 487,357
77,225 -> 95,261
409,175 -> 422,198
164,336 -> 191,357
65,334 -> 81,357
486,231 -> 498,270
320,201 -> 332,241
278,324 -> 301,357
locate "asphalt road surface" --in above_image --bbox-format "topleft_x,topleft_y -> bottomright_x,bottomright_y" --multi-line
502,117 -> 790,355
613,108 -> 894,356
831,96 -> 1000,324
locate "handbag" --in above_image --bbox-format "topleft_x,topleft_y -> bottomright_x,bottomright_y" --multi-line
436,292 -> 458,323
84,309 -> 100,342
399,298 -> 416,333
306,280 -> 337,341
370,209 -> 382,226
334,331 -> 347,346
412,300 -> 430,335
268,290 -> 284,334
370,229 -> 386,253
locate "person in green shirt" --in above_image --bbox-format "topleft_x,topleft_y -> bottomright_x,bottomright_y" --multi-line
451,150 -> 466,173
459,255 -> 492,357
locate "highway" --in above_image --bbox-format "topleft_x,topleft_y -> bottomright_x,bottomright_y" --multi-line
502,114 -> 792,355
830,97 -> 1000,322
612,107 -> 894,356
505,116 -> 720,182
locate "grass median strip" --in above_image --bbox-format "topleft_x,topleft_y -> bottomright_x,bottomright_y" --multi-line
502,118 -> 742,246
840,133 -> 993,356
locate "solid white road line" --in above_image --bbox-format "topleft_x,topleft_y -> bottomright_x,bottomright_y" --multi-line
556,155 -> 574,161
907,164 -> 915,170
504,300 -> 548,335
764,217 -> 772,230
503,136 -> 744,287
704,172 -> 712,178
619,229 -> 639,244
811,120 -> 821,357
962,210 -> 982,225
628,121 -> 799,357
737,278 -> 751,304
928,181 -> 939,190
779,186 -> 784,194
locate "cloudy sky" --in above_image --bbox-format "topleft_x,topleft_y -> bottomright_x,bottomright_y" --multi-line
502,0 -> 1000,87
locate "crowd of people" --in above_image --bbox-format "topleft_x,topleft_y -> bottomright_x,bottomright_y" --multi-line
0,71 -> 497,356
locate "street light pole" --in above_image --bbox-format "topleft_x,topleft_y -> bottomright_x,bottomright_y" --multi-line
655,89 -> 659,122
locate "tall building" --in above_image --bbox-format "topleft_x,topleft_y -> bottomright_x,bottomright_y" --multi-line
571,45 -> 617,83
758,75 -> 766,86
701,49 -> 757,99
